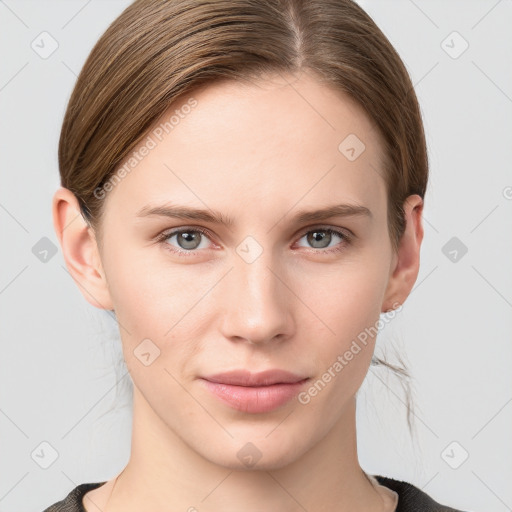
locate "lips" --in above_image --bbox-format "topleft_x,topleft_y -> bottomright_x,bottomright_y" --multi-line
202,369 -> 308,386
200,369 -> 310,413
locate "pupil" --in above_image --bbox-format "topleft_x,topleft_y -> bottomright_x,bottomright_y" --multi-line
179,231 -> 199,249
308,230 -> 330,248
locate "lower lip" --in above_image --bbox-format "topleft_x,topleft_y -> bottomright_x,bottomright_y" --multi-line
201,379 -> 309,414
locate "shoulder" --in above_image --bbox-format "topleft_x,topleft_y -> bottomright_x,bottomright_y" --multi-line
41,482 -> 106,512
42,476 -> 470,512
374,475 -> 468,512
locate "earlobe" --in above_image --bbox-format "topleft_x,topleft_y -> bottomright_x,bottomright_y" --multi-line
52,187 -> 114,310
381,194 -> 424,313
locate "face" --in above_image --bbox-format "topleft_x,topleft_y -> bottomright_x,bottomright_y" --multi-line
93,71 -> 399,469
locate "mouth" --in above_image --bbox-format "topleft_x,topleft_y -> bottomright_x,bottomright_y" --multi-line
200,369 -> 310,414
203,369 -> 308,386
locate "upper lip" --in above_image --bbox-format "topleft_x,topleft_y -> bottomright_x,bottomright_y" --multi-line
202,369 -> 309,386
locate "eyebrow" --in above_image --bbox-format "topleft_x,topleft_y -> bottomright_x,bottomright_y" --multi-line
136,202 -> 372,226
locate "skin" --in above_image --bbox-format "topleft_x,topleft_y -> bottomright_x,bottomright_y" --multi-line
53,70 -> 423,512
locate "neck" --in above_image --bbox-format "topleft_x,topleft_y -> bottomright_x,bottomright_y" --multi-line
105,386 -> 384,512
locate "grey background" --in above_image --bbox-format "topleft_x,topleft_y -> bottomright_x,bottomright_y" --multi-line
1,1 -> 511,511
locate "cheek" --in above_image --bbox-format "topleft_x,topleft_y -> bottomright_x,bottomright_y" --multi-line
295,268 -> 386,421
101,245 -> 205,377
295,257 -> 389,339
291,254 -> 390,395
103,242 -> 198,329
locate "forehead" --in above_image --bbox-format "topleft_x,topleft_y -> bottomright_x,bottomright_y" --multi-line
105,71 -> 388,223
167,72 -> 383,160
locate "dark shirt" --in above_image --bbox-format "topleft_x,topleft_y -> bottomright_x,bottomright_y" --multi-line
42,475 -> 467,511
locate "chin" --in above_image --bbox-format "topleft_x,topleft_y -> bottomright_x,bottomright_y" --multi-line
199,432 -> 308,472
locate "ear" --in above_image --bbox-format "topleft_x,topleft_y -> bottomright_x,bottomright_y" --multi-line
381,194 -> 424,313
52,186 -> 114,310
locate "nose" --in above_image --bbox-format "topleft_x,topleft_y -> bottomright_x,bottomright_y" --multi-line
219,247 -> 294,346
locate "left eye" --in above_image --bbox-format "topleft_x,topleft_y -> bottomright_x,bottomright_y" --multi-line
296,228 -> 347,250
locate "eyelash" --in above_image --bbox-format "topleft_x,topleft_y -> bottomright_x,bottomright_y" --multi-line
155,226 -> 353,258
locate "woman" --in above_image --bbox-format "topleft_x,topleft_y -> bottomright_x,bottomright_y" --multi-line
44,0 -> 467,510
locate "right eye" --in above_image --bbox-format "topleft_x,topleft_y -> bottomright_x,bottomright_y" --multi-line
156,227 -> 214,256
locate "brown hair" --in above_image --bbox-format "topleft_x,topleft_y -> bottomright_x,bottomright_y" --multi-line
59,0 -> 427,433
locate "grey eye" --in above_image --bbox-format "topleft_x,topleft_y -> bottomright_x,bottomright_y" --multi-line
306,230 -> 333,249
165,230 -> 209,251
